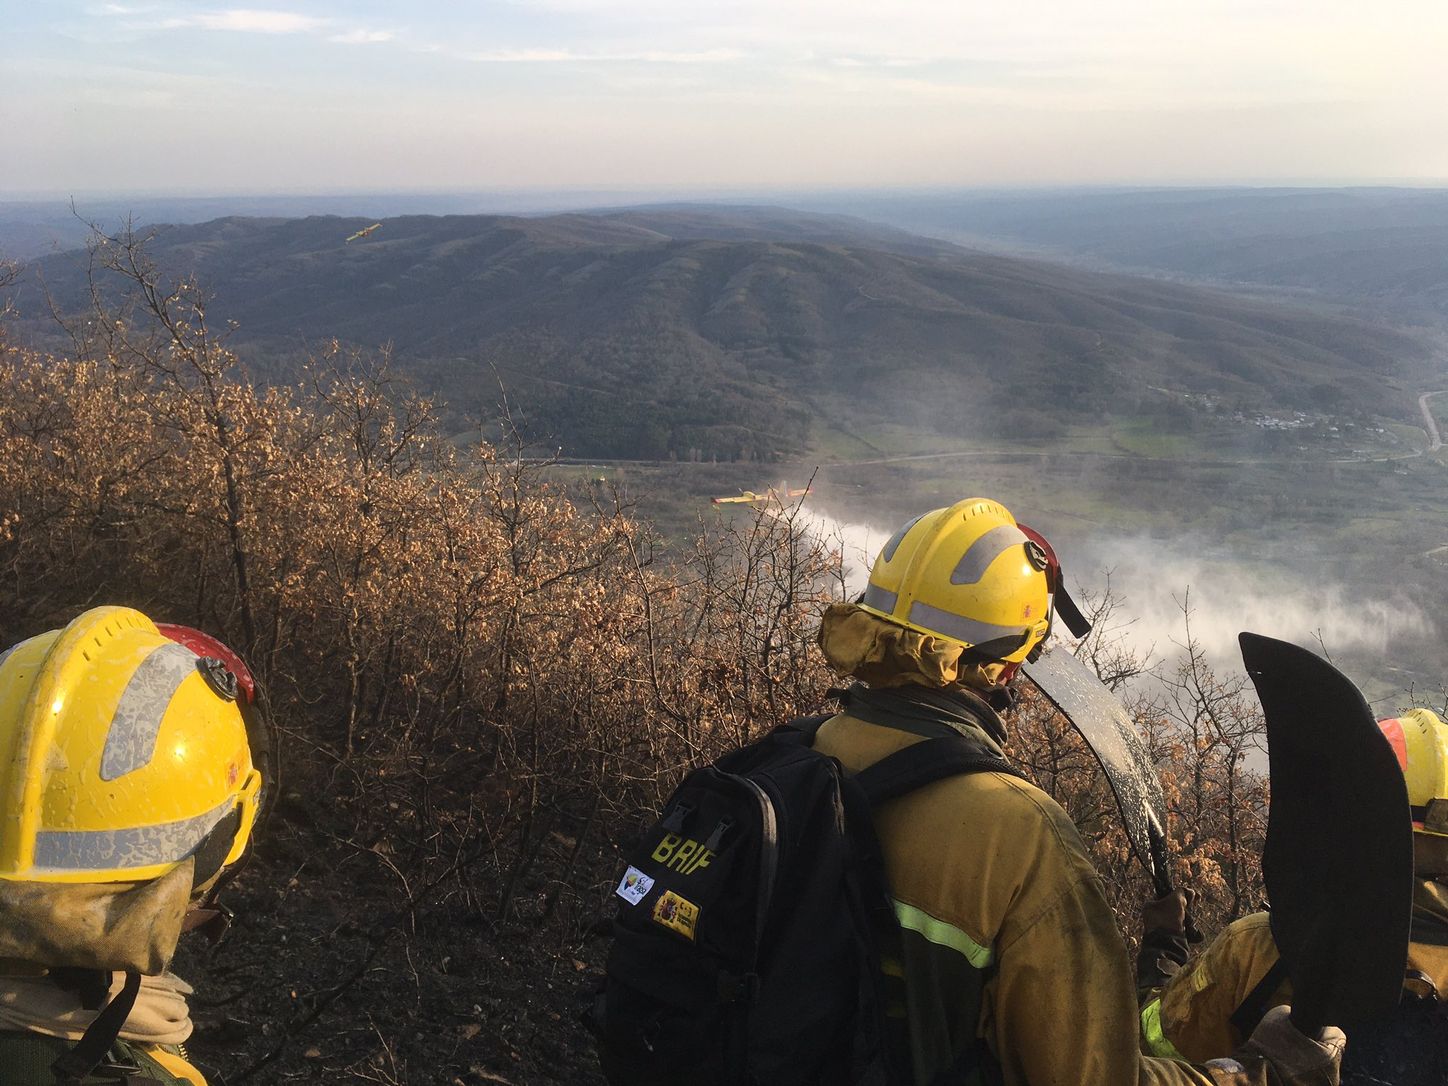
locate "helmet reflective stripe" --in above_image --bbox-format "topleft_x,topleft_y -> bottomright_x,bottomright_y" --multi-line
100,643 -> 199,781
907,600 -> 1030,650
950,524 -> 1027,586
32,796 -> 235,875
880,514 -> 926,564
862,583 -> 898,614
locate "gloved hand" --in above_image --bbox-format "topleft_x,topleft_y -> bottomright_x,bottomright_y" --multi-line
1207,1005 -> 1345,1086
1136,889 -> 1195,992
1142,888 -> 1194,937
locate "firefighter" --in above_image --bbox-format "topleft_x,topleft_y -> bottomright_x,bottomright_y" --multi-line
1140,708 -> 1448,1083
811,497 -> 1344,1085
0,606 -> 268,1085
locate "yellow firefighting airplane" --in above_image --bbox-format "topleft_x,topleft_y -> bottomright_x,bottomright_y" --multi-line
345,223 -> 383,243
711,482 -> 812,509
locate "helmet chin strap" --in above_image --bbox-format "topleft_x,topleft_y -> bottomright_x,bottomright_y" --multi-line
1016,522 -> 1093,653
183,895 -> 236,946
959,632 -> 1033,667
49,970 -> 142,1084
182,805 -> 245,945
1049,581 -> 1092,641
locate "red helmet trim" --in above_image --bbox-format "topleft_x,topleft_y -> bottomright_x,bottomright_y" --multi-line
155,623 -> 256,705
1378,717 -> 1410,773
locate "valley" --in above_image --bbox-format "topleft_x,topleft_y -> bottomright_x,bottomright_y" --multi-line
4,200 -> 1444,707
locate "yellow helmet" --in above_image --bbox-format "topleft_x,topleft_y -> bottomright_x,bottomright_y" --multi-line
1380,709 -> 1448,837
0,606 -> 261,884
860,498 -> 1052,667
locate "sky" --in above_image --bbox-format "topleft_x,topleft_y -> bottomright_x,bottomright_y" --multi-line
4,2 -> 1448,196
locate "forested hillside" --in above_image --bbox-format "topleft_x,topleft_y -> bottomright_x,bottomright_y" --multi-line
19,209 -> 1426,460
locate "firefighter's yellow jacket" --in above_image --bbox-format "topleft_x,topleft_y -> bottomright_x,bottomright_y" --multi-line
814,708 -> 1281,1086
1141,879 -> 1448,1062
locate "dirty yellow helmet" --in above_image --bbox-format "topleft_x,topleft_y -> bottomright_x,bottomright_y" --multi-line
1379,709 -> 1448,837
860,498 -> 1052,667
0,606 -> 261,884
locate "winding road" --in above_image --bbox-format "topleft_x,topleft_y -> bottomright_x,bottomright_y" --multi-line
1419,390 -> 1446,452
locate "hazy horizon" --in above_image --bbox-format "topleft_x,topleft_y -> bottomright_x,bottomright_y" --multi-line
7,3 -> 1448,194
8,180 -> 1448,205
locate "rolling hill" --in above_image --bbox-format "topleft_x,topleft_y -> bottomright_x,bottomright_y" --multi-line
803,188 -> 1448,325
16,208 -> 1429,460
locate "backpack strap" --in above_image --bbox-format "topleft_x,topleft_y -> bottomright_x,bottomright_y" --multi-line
854,736 -> 1026,807
1229,956 -> 1292,1038
843,738 -> 1013,1086
1410,909 -> 1448,948
49,970 -> 143,1085
775,713 -> 835,743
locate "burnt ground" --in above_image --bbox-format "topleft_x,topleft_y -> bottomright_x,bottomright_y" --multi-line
173,799 -> 616,1085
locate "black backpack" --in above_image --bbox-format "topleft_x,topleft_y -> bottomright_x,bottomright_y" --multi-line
588,714 -> 1017,1086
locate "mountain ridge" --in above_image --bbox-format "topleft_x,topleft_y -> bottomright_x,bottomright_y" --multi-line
16,208 -> 1428,460
798,188 -> 1448,326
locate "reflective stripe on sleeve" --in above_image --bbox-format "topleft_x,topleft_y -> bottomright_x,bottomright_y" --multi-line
1140,998 -> 1187,1060
893,899 -> 994,969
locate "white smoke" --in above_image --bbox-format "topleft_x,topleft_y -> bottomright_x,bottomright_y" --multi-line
793,504 -> 887,597
778,510 -> 1434,689
1070,535 -> 1436,667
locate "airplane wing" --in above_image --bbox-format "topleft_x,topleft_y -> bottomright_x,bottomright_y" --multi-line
712,492 -> 762,504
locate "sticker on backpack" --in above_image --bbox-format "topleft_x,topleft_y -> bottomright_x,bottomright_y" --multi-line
651,890 -> 700,940
615,866 -> 655,906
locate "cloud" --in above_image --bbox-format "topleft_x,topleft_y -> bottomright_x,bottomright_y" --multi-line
160,9 -> 326,34
85,7 -> 726,62
330,29 -> 395,45
455,47 -> 742,64
826,54 -> 940,69
93,5 -> 403,48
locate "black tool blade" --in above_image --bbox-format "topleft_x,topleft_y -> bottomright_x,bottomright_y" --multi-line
1239,632 -> 1412,1034
1023,642 -> 1171,889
